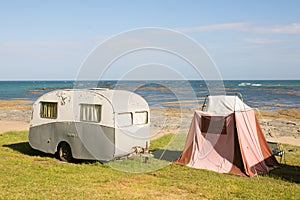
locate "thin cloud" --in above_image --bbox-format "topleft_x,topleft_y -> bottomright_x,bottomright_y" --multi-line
244,38 -> 285,45
251,23 -> 300,34
177,22 -> 249,32
177,22 -> 300,34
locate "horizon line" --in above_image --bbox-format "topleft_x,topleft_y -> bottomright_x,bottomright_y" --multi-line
0,79 -> 299,81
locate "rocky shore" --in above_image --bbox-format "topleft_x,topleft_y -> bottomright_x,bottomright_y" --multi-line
0,100 -> 299,146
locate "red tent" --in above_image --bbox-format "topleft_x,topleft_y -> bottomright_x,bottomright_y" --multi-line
174,95 -> 278,177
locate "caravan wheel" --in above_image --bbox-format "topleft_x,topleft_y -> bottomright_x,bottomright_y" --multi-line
58,142 -> 73,162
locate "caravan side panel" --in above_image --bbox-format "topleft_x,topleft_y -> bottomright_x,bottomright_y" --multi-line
29,122 -> 115,161
74,122 -> 115,161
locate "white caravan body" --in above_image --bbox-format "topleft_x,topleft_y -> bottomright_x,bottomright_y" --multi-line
28,89 -> 150,161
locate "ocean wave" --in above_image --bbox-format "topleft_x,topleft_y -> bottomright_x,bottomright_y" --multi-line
238,82 -> 262,87
251,84 -> 262,87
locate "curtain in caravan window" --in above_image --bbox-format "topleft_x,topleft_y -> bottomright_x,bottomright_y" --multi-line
80,104 -> 101,122
40,102 -> 57,119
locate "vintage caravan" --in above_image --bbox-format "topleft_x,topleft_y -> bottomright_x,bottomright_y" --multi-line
28,89 -> 150,162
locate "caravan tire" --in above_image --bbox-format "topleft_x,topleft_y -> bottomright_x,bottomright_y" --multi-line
57,142 -> 73,162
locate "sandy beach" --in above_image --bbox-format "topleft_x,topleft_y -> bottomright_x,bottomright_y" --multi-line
0,100 -> 31,133
0,120 -> 29,133
0,99 -> 299,146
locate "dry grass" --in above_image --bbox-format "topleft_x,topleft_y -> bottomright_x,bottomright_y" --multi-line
256,108 -> 300,120
0,100 -> 32,111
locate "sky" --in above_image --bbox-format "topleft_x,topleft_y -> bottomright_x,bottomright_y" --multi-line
0,0 -> 300,80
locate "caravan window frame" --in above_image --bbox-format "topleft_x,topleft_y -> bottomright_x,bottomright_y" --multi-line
116,112 -> 133,127
40,102 -> 58,119
80,104 -> 102,123
117,111 -> 149,127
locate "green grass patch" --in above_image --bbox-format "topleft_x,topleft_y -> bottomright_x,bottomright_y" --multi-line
106,133 -> 186,173
150,134 -> 177,150
150,133 -> 187,151
0,131 -> 299,199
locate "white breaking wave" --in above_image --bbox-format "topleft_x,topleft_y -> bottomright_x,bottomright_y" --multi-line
251,84 -> 262,87
238,82 -> 262,87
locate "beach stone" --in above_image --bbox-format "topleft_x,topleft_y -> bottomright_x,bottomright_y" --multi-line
267,120 -> 285,126
0,111 -> 8,118
287,122 -> 297,126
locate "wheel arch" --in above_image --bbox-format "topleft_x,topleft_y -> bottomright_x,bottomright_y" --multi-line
56,140 -> 74,162
56,140 -> 71,153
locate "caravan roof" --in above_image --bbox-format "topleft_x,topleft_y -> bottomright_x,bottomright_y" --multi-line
87,89 -> 149,113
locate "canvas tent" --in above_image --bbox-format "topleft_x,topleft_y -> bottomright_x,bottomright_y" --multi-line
174,95 -> 278,177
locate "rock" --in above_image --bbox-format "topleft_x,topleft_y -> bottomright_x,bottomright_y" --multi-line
267,120 -> 284,126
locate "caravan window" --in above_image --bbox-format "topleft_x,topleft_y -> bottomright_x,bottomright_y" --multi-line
40,102 -> 58,119
116,112 -> 133,127
133,111 -> 148,125
80,104 -> 101,123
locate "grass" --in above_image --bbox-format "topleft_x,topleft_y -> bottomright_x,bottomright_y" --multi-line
106,133 -> 186,173
0,131 -> 300,199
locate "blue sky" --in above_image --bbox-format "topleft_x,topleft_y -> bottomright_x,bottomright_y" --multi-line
0,0 -> 300,80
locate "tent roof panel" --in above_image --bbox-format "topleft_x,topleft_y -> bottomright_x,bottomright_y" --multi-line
204,95 -> 252,114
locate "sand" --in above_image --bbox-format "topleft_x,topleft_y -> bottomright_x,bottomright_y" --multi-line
0,99 -> 299,146
0,120 -> 29,133
0,100 -> 31,133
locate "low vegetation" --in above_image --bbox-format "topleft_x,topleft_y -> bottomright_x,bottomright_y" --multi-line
0,100 -> 31,111
0,131 -> 299,199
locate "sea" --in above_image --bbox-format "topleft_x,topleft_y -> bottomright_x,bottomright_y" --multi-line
0,80 -> 299,112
